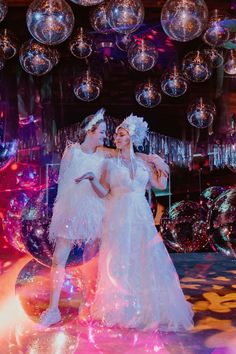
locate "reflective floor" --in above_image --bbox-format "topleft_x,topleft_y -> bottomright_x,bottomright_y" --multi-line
1,241 -> 236,354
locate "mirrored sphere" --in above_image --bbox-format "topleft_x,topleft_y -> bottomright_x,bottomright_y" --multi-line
182,50 -> 212,82
201,186 -> 226,210
135,81 -> 162,108
202,48 -> 224,68
187,97 -> 216,128
69,27 -> 93,59
0,29 -> 17,59
73,71 -> 103,101
107,0 -> 144,34
160,201 -> 208,252
19,39 -> 56,76
90,2 -> 112,34
161,0 -> 208,42
26,0 -> 75,45
224,49 -> 236,75
203,24 -> 230,47
161,66 -> 188,97
128,39 -> 158,71
208,188 -> 236,257
15,259 -> 84,322
203,9 -> 230,47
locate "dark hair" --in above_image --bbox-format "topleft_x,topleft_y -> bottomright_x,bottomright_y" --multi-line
78,114 -> 105,143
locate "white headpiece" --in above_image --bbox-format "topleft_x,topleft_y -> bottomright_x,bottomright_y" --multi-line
116,113 -> 149,148
84,108 -> 105,132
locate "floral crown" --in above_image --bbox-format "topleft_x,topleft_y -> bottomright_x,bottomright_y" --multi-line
84,108 -> 105,132
116,113 -> 149,148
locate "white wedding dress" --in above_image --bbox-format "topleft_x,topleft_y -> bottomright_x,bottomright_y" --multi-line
49,143 -> 105,245
91,157 -> 194,331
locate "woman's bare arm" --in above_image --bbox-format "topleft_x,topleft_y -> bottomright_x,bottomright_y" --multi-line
74,160 -> 110,198
147,163 -> 168,190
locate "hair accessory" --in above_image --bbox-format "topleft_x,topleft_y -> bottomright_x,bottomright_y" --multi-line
116,113 -> 149,148
84,108 -> 105,132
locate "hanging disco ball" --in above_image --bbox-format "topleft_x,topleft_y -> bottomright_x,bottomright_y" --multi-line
70,0 -> 104,5
107,0 -> 144,34
135,81 -> 162,108
208,188 -> 236,258
26,0 -> 75,45
224,49 -> 236,75
182,50 -> 212,82
73,70 -> 103,102
160,201 -> 208,252
200,186 -> 226,210
19,39 -> 57,76
161,0 -> 208,42
128,38 -> 158,71
69,27 -> 93,59
203,9 -> 230,47
202,48 -> 224,68
0,29 -> 17,60
203,25 -> 230,47
21,187 -> 99,267
0,0 -> 7,23
90,2 -> 112,34
161,65 -> 188,97
187,97 -> 216,128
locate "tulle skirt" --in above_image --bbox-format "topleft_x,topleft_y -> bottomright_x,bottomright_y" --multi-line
91,192 -> 194,331
48,182 -> 105,245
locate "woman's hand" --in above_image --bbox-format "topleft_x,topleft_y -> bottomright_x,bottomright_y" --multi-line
75,172 -> 95,183
146,154 -> 169,177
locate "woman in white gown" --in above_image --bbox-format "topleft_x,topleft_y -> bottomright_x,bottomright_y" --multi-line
40,110 -> 168,327
76,114 -> 194,331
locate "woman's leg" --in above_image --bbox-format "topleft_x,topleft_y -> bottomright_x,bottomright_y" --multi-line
39,238 -> 73,326
49,238 -> 73,309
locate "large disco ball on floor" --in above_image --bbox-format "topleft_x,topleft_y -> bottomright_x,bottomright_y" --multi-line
208,188 -> 236,258
21,186 -> 99,267
160,201 -> 208,252
200,186 -> 226,210
15,259 -> 84,322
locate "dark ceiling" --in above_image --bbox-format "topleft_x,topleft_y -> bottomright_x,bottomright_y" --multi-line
1,0 -> 236,142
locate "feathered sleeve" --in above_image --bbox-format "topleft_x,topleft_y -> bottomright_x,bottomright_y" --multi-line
56,144 -> 75,197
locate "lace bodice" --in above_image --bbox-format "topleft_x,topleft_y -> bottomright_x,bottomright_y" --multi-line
107,157 -> 150,196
